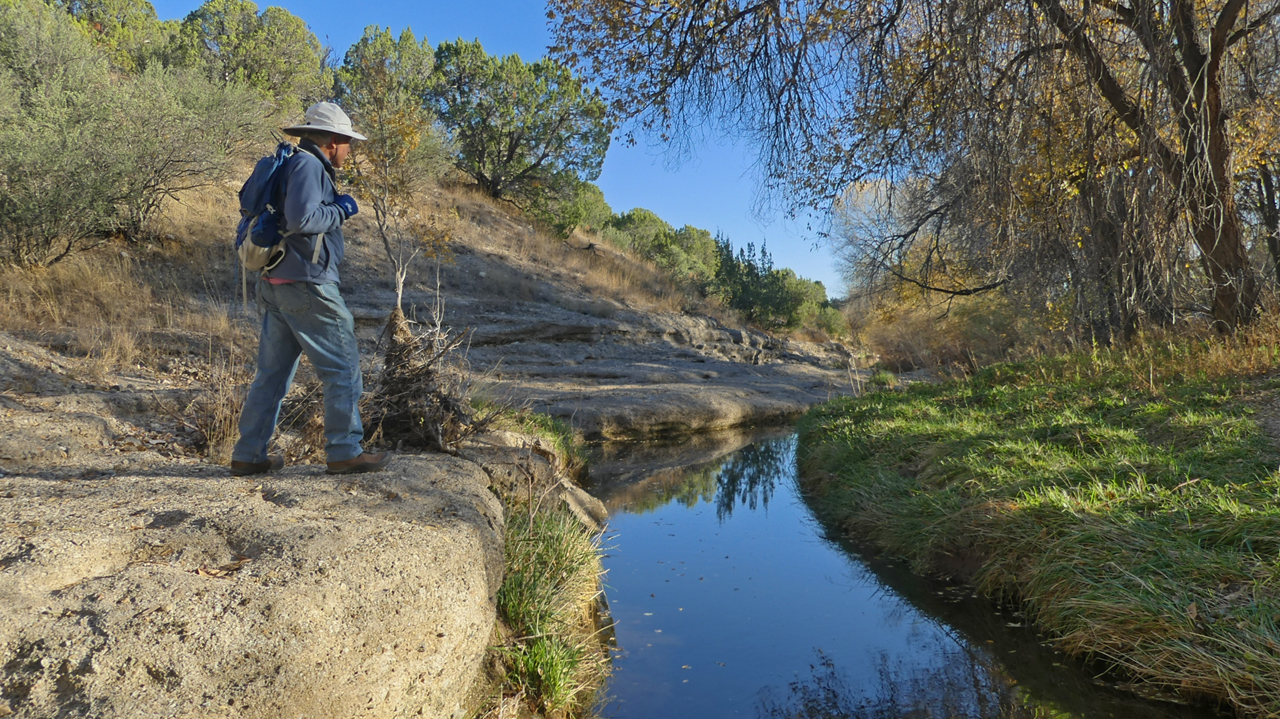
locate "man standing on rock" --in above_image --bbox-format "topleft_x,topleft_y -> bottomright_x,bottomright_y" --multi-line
230,102 -> 391,477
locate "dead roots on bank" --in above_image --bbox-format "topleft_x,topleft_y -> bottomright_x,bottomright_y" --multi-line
363,304 -> 497,454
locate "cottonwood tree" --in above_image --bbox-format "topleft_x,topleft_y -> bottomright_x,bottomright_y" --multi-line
1231,19 -> 1280,284
550,0 -> 1280,330
427,38 -> 610,212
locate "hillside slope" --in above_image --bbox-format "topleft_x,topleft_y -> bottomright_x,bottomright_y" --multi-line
338,185 -> 860,440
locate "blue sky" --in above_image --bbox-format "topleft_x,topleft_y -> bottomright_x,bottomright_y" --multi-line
150,0 -> 846,296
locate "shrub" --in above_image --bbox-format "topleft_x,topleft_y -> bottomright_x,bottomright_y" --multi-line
166,0 -> 331,113
51,0 -> 174,73
0,0 -> 270,263
815,305 -> 848,338
550,180 -> 612,237
110,65 -> 270,238
0,0 -> 121,265
867,368 -> 897,388
860,294 -> 1027,371
712,235 -> 842,333
602,208 -> 720,287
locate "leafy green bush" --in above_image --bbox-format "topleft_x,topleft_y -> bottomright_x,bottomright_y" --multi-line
111,65 -> 270,237
0,0 -> 126,264
602,208 -> 720,286
166,0 -> 330,112
711,235 -> 842,333
867,368 -> 896,388
600,206 -> 664,252
427,38 -> 610,211
0,0 -> 269,264
551,180 -> 612,237
815,305 -> 848,338
51,0 -> 173,73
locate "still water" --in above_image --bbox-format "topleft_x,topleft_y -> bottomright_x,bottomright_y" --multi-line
584,430 -> 1226,719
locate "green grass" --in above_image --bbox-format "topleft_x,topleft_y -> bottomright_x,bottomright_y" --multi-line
797,342 -> 1280,715
868,368 -> 898,388
496,505 -> 605,715
477,401 -> 588,481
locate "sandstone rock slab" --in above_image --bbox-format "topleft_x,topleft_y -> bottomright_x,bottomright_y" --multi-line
0,455 -> 503,719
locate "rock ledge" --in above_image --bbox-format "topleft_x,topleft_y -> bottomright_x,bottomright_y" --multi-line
1,454 -> 506,719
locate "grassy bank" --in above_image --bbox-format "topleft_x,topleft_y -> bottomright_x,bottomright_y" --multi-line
474,414 -> 606,718
796,330 -> 1280,715
493,504 -> 606,716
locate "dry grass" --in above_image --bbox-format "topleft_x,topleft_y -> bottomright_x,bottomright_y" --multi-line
176,353 -> 251,463
0,250 -> 255,377
857,294 -> 1038,371
0,177 -> 260,380
437,185 -> 694,315
274,378 -> 327,463
0,254 -> 153,370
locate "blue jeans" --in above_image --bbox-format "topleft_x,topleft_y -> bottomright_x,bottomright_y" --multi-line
232,279 -> 365,463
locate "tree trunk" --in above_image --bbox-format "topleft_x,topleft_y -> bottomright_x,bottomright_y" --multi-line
1193,199 -> 1258,330
1259,170 -> 1280,285
1191,80 -> 1259,330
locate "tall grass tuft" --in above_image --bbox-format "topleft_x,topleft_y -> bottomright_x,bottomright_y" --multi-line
497,504 -> 606,716
181,353 -> 251,462
797,321 -> 1280,716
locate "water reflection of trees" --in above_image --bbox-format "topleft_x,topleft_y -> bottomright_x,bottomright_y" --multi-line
607,436 -> 795,519
714,436 -> 793,521
757,646 -> 1063,719
611,465 -> 720,514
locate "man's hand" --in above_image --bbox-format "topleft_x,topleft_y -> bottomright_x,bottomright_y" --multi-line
335,194 -> 359,219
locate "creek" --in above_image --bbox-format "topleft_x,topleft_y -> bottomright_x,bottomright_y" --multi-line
583,429 -> 1229,719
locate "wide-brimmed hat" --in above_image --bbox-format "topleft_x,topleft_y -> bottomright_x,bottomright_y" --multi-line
282,101 -> 367,141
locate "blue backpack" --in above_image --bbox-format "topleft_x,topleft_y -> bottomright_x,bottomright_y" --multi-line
235,141 -> 298,273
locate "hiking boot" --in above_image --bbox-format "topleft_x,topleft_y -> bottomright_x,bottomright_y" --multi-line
230,456 -> 284,477
326,452 -> 392,475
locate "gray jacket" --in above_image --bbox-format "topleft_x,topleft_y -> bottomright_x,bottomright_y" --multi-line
266,139 -> 346,285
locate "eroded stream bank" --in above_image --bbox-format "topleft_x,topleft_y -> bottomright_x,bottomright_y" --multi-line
582,429 -> 1227,719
